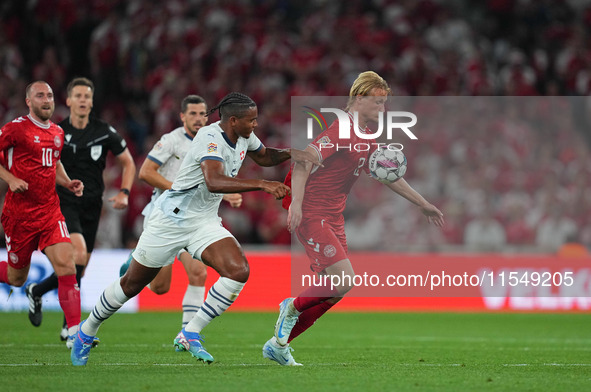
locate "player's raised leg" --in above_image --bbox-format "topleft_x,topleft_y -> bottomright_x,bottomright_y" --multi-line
0,245 -> 39,325
71,258 -> 160,366
174,237 -> 248,364
264,259 -> 351,366
1,217 -> 38,288
273,297 -> 301,346
275,259 -> 352,345
263,297 -> 336,366
0,261 -> 30,287
1,232 -> 41,325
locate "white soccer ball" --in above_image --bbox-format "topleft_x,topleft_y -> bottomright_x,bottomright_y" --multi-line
368,146 -> 407,184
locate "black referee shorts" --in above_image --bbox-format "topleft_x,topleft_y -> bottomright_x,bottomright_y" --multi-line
59,196 -> 103,253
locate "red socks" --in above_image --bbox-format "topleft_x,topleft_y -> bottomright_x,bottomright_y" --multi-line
57,274 -> 81,329
293,285 -> 341,312
0,261 -> 7,284
288,285 -> 341,343
288,301 -> 334,343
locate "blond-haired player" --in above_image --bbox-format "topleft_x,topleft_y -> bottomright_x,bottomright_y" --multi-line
264,71 -> 444,365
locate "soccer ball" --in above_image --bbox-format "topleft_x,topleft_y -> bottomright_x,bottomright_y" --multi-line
368,147 -> 407,184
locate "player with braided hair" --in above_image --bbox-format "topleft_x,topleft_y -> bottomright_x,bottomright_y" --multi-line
207,92 -> 256,117
118,95 -> 242,335
71,92 -> 321,366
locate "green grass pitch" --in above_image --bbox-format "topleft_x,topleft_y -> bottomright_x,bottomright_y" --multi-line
0,311 -> 589,391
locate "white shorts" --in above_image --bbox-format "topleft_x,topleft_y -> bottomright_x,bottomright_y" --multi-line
132,207 -> 233,268
141,201 -> 155,230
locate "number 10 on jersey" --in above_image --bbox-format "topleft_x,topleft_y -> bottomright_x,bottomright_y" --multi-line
41,147 -> 53,167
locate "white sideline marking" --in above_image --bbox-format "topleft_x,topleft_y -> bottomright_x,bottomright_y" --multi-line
400,363 -> 463,367
503,363 -> 591,367
0,343 -> 154,348
406,336 -> 591,344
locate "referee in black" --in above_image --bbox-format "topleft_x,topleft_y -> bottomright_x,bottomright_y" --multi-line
25,77 -> 136,344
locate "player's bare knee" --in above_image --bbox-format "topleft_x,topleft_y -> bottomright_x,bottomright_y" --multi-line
188,268 -> 207,286
51,249 -> 76,271
54,260 -> 76,276
149,281 -> 170,295
196,265 -> 208,280
74,249 -> 87,266
11,275 -> 26,287
225,262 -> 249,283
335,272 -> 355,295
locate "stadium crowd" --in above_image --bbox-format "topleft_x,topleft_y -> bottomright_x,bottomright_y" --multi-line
1,0 -> 590,252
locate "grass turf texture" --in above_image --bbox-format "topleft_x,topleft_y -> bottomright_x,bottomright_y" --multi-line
0,312 -> 589,392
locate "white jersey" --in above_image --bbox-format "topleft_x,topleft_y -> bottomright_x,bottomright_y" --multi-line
154,121 -> 263,226
141,127 -> 194,218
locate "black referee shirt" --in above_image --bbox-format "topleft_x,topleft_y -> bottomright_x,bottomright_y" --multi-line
57,116 -> 127,201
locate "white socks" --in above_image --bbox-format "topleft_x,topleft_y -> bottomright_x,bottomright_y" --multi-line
82,279 -> 129,336
182,285 -> 205,328
184,277 -> 245,333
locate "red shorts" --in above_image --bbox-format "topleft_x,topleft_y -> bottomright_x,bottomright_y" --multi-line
1,210 -> 71,269
295,215 -> 348,273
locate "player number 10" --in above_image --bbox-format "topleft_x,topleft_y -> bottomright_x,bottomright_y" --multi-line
41,147 -> 53,167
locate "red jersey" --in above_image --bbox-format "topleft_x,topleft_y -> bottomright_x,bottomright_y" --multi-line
285,112 -> 371,217
0,115 -> 64,222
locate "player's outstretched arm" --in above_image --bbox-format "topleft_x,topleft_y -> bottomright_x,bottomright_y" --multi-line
202,160 -> 290,199
0,164 -> 28,193
55,161 -> 84,196
247,146 -> 322,167
108,148 -> 136,209
386,178 -> 444,227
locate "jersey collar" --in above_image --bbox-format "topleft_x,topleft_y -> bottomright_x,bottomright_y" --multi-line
27,114 -> 50,129
221,131 -> 236,149
346,111 -> 371,134
213,122 -> 236,149
211,121 -> 236,148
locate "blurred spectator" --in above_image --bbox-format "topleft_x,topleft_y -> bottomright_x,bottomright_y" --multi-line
345,210 -> 384,251
504,205 -> 535,245
464,208 -> 507,252
535,206 -> 577,252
